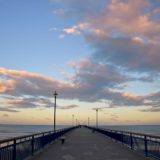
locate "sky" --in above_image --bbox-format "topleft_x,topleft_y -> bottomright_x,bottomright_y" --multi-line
0,0 -> 160,125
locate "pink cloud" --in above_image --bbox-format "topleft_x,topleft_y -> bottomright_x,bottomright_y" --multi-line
57,0 -> 160,73
0,66 -> 130,104
1,65 -> 160,110
0,80 -> 16,93
61,0 -> 160,42
63,23 -> 89,35
0,67 -> 73,97
86,0 -> 160,42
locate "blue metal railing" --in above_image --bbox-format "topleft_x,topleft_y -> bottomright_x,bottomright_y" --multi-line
0,126 -> 77,160
87,126 -> 160,159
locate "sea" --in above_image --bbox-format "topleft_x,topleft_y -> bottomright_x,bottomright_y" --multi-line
0,124 -> 69,140
0,124 -> 159,140
102,125 -> 160,136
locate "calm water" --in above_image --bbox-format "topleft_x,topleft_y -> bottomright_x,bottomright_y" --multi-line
102,125 -> 160,136
0,124 -> 69,140
0,124 -> 159,140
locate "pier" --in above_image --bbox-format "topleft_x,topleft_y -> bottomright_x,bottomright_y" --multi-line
0,126 -> 159,160
30,127 -> 149,160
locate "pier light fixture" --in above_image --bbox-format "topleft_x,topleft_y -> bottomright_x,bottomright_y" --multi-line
96,109 -> 98,128
72,114 -> 74,126
88,117 -> 90,126
53,90 -> 58,132
76,119 -> 77,126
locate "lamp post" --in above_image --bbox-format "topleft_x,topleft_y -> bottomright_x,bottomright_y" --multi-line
76,119 -> 78,126
96,109 -> 98,128
88,117 -> 90,126
53,90 -> 58,132
72,114 -> 74,126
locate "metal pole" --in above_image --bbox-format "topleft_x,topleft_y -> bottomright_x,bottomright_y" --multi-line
88,117 -> 90,126
76,119 -> 78,126
31,135 -> 34,156
96,109 -> 98,128
130,133 -> 133,149
144,135 -> 148,156
53,91 -> 58,132
72,114 -> 74,126
12,139 -> 16,160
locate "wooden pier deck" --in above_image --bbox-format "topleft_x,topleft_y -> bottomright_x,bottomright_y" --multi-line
31,127 -> 150,160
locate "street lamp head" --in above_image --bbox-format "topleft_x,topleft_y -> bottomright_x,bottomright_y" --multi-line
53,90 -> 58,97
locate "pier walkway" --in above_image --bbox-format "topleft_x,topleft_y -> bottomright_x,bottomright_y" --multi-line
31,127 -> 149,160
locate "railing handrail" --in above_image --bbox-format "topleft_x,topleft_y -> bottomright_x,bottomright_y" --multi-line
0,127 -> 72,144
92,126 -> 160,139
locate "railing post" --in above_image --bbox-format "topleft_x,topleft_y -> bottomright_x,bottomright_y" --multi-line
130,133 -> 133,149
0,145 -> 1,160
31,135 -> 34,156
12,139 -> 16,160
144,135 -> 148,157
42,133 -> 45,148
121,132 -> 124,144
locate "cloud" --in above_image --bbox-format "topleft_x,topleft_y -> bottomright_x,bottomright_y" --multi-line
140,107 -> 160,112
58,104 -> 79,110
89,36 -> 160,73
63,23 -> 89,35
110,118 -> 118,121
3,114 -> 9,117
53,8 -> 66,16
111,114 -> 119,119
57,0 -> 160,73
69,59 -> 128,89
105,102 -> 116,108
0,61 -> 129,103
7,98 -> 37,108
85,0 -> 160,41
1,0 -> 160,114
86,0 -> 160,71
110,114 -> 119,121
58,34 -> 65,39
0,67 -> 73,97
51,0 -> 107,18
0,96 -> 80,111
48,0 -> 160,112
3,97 -> 54,109
92,107 -> 106,112
1,66 -> 160,111
0,107 -> 19,112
